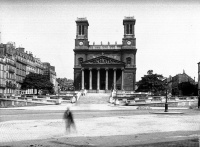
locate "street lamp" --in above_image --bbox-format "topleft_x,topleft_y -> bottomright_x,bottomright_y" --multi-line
164,77 -> 171,112
165,83 -> 168,112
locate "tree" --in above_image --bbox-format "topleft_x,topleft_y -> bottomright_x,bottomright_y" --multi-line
56,78 -> 74,91
136,70 -> 166,95
21,73 -> 54,95
147,70 -> 153,75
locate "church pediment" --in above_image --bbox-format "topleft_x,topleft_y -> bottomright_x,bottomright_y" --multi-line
82,56 -> 125,65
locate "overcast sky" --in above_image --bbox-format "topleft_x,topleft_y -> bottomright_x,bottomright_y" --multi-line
0,0 -> 200,81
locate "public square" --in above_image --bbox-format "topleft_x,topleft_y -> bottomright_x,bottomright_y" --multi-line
0,103 -> 200,147
1,1 -> 200,147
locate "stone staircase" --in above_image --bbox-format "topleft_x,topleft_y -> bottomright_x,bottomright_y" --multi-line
77,93 -> 111,104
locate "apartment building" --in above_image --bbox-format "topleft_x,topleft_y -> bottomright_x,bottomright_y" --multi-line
0,44 -> 6,95
198,62 -> 200,96
43,62 -> 57,92
35,58 -> 44,75
0,42 -> 56,96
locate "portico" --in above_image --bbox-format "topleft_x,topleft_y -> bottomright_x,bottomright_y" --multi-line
81,68 -> 125,91
80,56 -> 125,92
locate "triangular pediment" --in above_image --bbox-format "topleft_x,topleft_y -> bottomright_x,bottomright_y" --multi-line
82,56 -> 125,65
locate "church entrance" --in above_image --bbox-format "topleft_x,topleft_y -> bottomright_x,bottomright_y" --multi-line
79,55 -> 126,92
100,69 -> 106,90
82,68 -> 123,91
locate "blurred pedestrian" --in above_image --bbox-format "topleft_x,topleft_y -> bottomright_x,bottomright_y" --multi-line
63,107 -> 76,133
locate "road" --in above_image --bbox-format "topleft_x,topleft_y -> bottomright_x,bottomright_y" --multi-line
0,108 -> 198,122
0,107 -> 200,147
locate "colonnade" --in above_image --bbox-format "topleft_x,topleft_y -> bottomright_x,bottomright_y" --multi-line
81,68 -> 124,91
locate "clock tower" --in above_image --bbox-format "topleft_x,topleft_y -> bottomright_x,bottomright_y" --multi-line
122,16 -> 136,48
75,18 -> 89,49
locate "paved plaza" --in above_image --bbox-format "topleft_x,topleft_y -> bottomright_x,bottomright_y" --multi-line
0,102 -> 200,147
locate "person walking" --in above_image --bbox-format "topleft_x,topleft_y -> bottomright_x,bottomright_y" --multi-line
63,107 -> 76,133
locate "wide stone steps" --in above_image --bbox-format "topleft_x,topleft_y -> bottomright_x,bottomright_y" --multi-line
77,93 -> 111,104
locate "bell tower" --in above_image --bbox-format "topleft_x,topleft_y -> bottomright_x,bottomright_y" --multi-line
122,16 -> 136,48
75,17 -> 89,49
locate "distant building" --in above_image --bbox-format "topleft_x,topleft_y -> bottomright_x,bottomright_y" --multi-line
73,17 -> 137,92
0,44 -> 6,95
4,43 -> 17,96
0,42 -> 56,96
35,58 -> 44,75
171,70 -> 195,96
43,62 -> 57,92
198,62 -> 200,96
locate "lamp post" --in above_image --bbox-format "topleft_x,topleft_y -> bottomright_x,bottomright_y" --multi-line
165,84 -> 168,112
164,77 -> 170,112
58,85 -> 60,99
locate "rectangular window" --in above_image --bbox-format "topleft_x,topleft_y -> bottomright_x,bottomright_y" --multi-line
130,24 -> 132,34
82,25 -> 84,35
79,25 -> 82,35
126,24 -> 129,34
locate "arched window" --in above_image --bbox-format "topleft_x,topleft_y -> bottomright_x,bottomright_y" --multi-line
78,58 -> 83,65
126,57 -> 131,65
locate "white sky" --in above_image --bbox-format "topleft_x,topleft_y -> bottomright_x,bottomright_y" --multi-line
0,0 -> 200,81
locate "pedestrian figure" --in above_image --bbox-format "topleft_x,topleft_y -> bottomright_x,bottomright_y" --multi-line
63,107 -> 76,133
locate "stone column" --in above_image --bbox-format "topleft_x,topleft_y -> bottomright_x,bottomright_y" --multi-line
121,68 -> 124,90
113,68 -> 116,90
76,26 -> 78,36
81,68 -> 84,90
89,68 -> 92,90
134,54 -> 136,65
124,25 -> 126,35
105,68 -> 108,90
97,68 -> 100,91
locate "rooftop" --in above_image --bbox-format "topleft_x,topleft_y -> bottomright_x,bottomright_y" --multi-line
76,17 -> 87,21
124,16 -> 135,20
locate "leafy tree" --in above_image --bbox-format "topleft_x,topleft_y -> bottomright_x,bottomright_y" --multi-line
147,70 -> 153,75
21,73 -> 54,95
56,78 -> 74,91
136,70 -> 166,95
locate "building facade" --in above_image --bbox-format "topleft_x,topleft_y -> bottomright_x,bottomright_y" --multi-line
171,71 -> 195,96
198,62 -> 200,96
0,42 -> 56,96
73,17 -> 137,92
43,62 -> 57,92
0,44 -> 6,95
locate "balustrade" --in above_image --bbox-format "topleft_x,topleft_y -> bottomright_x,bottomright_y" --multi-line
89,45 -> 121,50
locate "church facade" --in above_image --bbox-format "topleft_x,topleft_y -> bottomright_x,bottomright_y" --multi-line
73,17 -> 137,92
